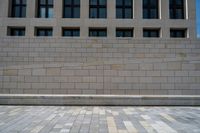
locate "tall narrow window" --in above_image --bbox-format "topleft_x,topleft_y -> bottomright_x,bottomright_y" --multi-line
63,0 -> 80,18
10,0 -> 26,17
170,0 -> 184,19
89,28 -> 107,37
116,0 -> 133,19
37,0 -> 53,18
143,29 -> 160,37
89,0 -> 107,18
8,27 -> 25,36
36,27 -> 53,36
116,28 -> 133,37
62,28 -> 80,37
143,0 -> 159,19
170,29 -> 186,38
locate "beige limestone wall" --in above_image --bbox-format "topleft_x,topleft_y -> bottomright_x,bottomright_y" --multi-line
0,37 -> 200,95
0,0 -> 199,95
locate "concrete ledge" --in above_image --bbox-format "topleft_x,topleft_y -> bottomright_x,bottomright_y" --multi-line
0,94 -> 200,106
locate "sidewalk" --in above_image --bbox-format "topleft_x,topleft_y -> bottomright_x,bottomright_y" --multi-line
0,106 -> 200,133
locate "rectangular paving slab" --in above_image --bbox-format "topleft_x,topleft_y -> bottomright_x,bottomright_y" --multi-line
0,106 -> 200,133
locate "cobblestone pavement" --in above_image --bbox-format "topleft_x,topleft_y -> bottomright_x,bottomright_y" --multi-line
0,106 -> 200,133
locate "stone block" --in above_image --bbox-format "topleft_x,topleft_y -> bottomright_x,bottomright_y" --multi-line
32,69 -> 46,76
3,82 -> 17,89
82,89 -> 96,94
47,68 -> 60,76
182,90 -> 197,95
68,89 -> 82,94
152,77 -> 167,83
140,77 -> 152,83
110,89 -> 125,95
182,77 -> 196,83
90,70 -> 104,76
161,84 -> 175,90
3,70 -> 18,76
195,64 -> 200,70
18,69 -> 31,76
75,83 -> 89,89
112,77 -> 125,83
153,63 -> 168,70
53,89 -> 67,94
83,77 -> 96,82
182,64 -> 195,70
118,71 -> 132,76
140,64 -> 153,70
89,83 -> 103,89
18,83 -> 31,89
140,89 -> 154,95
32,83 -> 46,89
125,77 -> 139,83
161,71 -> 174,76
175,84 -> 190,90
168,77 -> 182,83
167,62 -> 181,70
104,70 -> 118,76
46,83 -> 60,89
68,77 -> 82,82
0,88 -> 10,93
61,70 -> 74,76
61,83 -> 75,89
153,90 -> 168,95
189,71 -> 200,77
146,71 -> 161,77
0,70 -> 3,76
25,76 -> 40,83
111,64 -> 124,70
146,84 -> 161,90
39,77 -> 55,83
190,84 -> 200,89
10,89 -> 23,94
23,89 -> 38,94
97,77 -> 103,83
38,89 -> 53,94
118,84 -> 132,90
75,70 -> 89,76
124,64 -> 139,70
125,90 -> 140,95
175,71 -> 189,77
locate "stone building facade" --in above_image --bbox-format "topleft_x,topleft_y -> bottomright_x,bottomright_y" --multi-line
0,0 -> 200,96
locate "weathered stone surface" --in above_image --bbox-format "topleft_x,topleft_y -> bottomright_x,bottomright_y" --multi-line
0,38 -> 200,96
3,70 -> 18,76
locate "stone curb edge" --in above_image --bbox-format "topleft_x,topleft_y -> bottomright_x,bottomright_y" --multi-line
0,94 -> 200,106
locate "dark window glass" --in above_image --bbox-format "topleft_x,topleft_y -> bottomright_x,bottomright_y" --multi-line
63,0 -> 80,18
11,0 -> 26,17
8,27 -> 25,36
170,0 -> 184,19
36,28 -> 53,36
89,0 -> 107,18
38,0 -> 53,18
89,28 -> 107,37
116,29 -> 133,37
63,28 -> 80,36
143,29 -> 160,37
170,29 -> 186,38
116,0 -> 132,19
143,0 -> 159,19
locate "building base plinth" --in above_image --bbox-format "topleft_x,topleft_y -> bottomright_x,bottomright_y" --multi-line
0,94 -> 200,106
